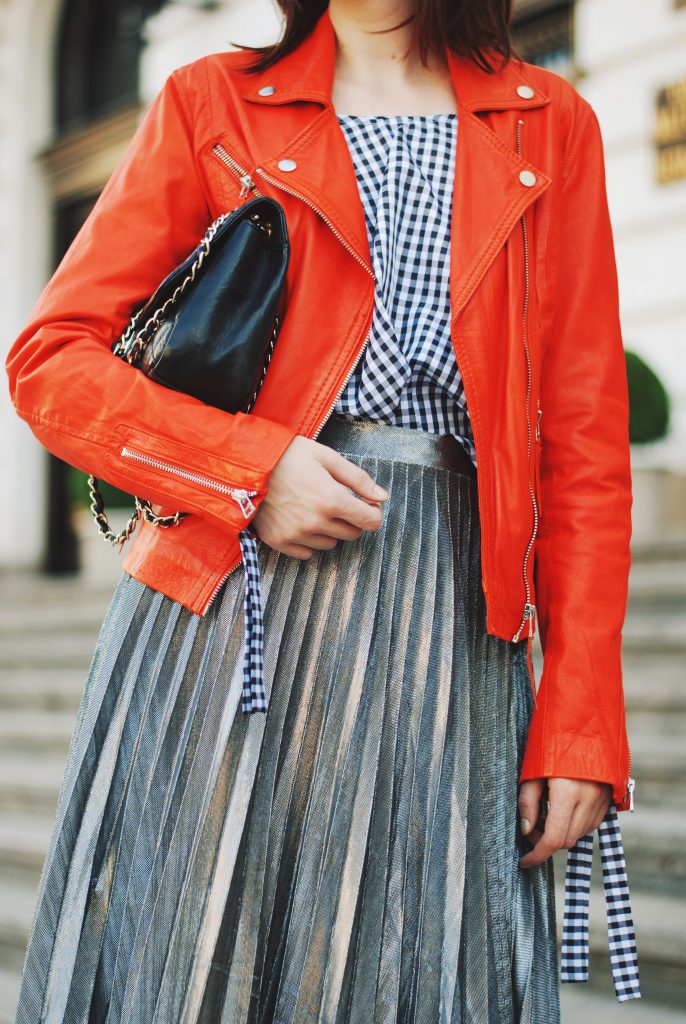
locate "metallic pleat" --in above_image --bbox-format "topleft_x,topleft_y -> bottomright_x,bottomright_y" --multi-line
15,416 -> 560,1024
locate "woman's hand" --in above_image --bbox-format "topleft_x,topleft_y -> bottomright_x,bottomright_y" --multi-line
251,434 -> 389,559
518,777 -> 613,868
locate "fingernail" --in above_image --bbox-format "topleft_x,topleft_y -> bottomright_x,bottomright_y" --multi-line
520,817 -> 531,834
374,484 -> 389,499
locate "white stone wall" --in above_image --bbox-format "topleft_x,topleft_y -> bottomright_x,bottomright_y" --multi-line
0,0 -> 63,568
575,0 -> 686,472
140,0 -> 280,101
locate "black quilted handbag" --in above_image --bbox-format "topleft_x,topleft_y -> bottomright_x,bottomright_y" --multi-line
88,195 -> 290,546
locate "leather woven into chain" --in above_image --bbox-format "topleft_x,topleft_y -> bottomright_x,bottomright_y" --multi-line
87,208 -> 278,549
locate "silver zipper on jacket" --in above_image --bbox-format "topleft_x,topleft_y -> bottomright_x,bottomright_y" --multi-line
120,447 -> 258,518
204,558 -> 244,610
252,166 -> 375,280
311,325 -> 374,440
211,143 -> 262,199
211,145 -> 376,438
252,165 -> 376,438
512,118 -> 540,644
251,165 -> 376,438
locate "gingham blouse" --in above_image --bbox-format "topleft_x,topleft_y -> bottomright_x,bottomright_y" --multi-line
235,111 -> 640,1001
333,113 -> 475,460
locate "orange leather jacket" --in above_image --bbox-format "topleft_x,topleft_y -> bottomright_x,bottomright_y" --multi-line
5,9 -> 634,810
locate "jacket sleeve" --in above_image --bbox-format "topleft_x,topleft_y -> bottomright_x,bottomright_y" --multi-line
5,65 -> 297,535
518,101 -> 634,811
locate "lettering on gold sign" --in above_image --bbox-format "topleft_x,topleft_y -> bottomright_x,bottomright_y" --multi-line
655,79 -> 686,184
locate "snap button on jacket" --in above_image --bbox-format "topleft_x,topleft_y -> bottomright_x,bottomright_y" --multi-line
5,8 -> 634,810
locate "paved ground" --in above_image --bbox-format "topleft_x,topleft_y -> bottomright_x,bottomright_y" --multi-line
1,530 -> 685,1022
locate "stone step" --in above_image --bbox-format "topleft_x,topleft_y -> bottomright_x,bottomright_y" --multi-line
0,568 -> 119,604
0,755 -> 64,816
0,713 -> 656,818
0,632 -> 101,670
0,595 -> 115,638
0,966 -> 22,1024
553,869 -> 686,1010
8,704 -> 683,779
626,728 -> 686,771
0,711 -> 681,818
618,807 -> 686,897
628,708 -> 686,739
0,669 -> 87,712
0,710 -> 75,755
0,705 -> 682,827
620,614 -> 686,655
0,813 -> 54,883
560,984 -> 686,1023
0,876 -> 38,971
0,800 -> 683,904
627,555 -> 686,603
630,536 -> 686,565
622,653 -> 686,715
624,730 -> 686,807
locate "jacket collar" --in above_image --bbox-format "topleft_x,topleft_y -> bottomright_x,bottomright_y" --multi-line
236,7 -> 551,114
233,8 -> 552,319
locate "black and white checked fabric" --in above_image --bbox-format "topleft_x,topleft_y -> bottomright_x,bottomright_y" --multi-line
237,527 -> 267,714
562,801 -> 641,1000
334,113 -> 476,465
232,112 -> 640,1001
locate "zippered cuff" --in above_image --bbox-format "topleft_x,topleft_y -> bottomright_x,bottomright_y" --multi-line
106,418 -> 297,533
519,695 -> 634,813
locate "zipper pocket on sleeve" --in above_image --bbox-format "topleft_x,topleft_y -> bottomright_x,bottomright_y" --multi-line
120,446 -> 258,519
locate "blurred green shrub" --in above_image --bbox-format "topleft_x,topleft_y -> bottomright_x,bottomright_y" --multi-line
625,349 -> 670,444
70,469 -> 133,509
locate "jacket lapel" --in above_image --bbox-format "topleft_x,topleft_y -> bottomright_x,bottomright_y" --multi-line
234,8 -> 553,315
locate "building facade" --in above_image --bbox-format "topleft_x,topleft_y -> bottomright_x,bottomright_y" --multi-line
0,0 -> 684,573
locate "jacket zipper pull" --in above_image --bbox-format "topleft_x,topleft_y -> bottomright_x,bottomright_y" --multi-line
535,406 -> 542,442
239,174 -> 256,198
626,776 -> 635,812
231,489 -> 257,519
512,601 -> 536,643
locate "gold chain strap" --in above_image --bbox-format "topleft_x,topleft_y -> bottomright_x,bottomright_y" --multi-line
88,207 -> 277,549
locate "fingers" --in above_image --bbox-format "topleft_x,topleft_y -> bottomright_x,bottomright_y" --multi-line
519,792 -> 577,868
276,524 -> 364,559
518,778 -> 614,869
318,447 -> 389,506
252,437 -> 390,555
278,541 -> 315,559
302,520 -> 365,543
314,476 -> 386,534
518,778 -> 545,840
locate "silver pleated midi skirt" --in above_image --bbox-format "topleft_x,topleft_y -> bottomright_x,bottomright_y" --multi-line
15,415 -> 560,1024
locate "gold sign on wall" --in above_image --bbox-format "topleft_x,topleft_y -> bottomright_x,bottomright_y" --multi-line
656,78 -> 686,184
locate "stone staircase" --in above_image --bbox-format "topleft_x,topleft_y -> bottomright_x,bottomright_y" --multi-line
1,540 -> 685,1022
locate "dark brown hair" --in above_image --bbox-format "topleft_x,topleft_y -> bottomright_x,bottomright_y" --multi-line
230,1 -> 520,77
